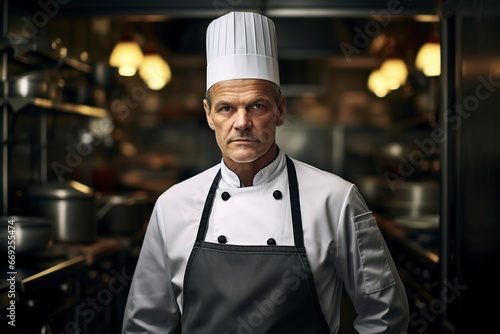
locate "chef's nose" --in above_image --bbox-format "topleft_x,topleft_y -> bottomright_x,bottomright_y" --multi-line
233,109 -> 252,130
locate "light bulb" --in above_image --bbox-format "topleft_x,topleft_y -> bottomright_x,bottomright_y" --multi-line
367,69 -> 388,98
416,42 -> 441,77
379,58 -> 408,90
109,40 -> 144,77
139,53 -> 172,90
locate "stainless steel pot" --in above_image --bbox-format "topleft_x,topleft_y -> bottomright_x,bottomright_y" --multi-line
0,216 -> 53,254
394,215 -> 439,231
24,180 -> 97,243
8,70 -> 59,99
96,191 -> 152,236
394,214 -> 440,241
378,180 -> 439,217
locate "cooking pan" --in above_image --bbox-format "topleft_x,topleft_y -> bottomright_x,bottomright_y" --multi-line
7,70 -> 59,99
96,191 -> 153,236
394,214 -> 439,242
395,215 -> 439,231
379,180 -> 439,217
0,216 -> 53,254
24,180 -> 97,243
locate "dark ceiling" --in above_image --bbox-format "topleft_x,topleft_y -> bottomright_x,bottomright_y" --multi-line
147,16 -> 433,59
6,0 -> 438,70
11,0 -> 438,18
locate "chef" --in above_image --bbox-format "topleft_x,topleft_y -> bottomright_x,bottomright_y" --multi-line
122,11 -> 409,334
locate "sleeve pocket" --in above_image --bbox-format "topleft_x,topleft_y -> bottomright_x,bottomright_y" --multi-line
354,213 -> 395,294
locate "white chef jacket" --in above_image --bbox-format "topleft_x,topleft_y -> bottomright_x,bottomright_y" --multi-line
122,150 -> 409,333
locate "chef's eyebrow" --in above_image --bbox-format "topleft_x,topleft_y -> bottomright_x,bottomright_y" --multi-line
213,97 -> 269,108
213,100 -> 232,109
245,94 -> 274,106
249,97 -> 275,107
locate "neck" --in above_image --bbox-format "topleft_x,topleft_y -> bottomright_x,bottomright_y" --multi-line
224,145 -> 278,187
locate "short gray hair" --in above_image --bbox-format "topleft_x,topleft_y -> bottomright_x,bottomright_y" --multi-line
205,81 -> 283,109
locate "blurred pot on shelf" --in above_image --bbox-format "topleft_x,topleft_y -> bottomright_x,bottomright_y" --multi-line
24,180 -> 97,243
379,180 -> 439,217
7,70 -> 60,99
0,216 -> 53,254
96,191 -> 153,236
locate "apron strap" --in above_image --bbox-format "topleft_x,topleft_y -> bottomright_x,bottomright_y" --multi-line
285,156 -> 305,248
195,169 -> 221,242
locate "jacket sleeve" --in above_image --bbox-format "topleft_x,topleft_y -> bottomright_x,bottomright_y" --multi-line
336,185 -> 409,333
122,201 -> 180,333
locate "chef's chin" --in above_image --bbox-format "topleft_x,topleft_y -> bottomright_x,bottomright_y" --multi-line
225,151 -> 260,164
222,142 -> 276,166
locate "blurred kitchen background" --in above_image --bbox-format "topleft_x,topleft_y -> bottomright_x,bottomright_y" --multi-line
1,0 -> 500,333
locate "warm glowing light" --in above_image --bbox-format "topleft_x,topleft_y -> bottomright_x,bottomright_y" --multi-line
109,40 -> 144,77
367,69 -> 388,98
379,58 -> 408,90
416,42 -> 441,77
139,53 -> 172,90
414,15 -> 439,23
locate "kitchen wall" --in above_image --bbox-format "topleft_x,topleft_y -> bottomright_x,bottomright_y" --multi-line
4,8 -> 439,195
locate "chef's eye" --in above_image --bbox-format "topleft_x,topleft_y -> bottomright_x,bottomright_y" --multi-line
219,106 -> 232,112
252,104 -> 264,110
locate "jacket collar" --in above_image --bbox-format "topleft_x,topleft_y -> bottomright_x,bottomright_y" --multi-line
220,148 -> 286,188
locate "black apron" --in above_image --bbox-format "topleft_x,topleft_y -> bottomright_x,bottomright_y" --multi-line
181,156 -> 331,334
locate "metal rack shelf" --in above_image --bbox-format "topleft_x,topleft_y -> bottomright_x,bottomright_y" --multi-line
0,97 -> 108,118
0,37 -> 92,73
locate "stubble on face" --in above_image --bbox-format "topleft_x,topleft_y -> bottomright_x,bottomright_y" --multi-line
203,79 -> 286,183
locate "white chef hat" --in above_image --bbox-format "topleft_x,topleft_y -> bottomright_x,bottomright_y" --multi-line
206,11 -> 280,91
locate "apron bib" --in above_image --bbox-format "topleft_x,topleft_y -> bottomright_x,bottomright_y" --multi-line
181,156 -> 330,334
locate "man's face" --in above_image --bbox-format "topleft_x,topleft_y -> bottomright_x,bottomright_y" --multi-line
203,79 -> 286,166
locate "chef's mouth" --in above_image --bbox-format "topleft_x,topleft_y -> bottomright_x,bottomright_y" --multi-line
227,136 -> 260,143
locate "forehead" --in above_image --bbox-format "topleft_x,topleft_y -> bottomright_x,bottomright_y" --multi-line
209,79 -> 276,103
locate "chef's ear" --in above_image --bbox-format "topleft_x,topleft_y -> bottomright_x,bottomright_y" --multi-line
276,95 -> 286,126
203,99 -> 216,130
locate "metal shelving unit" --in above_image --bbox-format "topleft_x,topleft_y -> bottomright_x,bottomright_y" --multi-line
1,0 -> 109,215
0,97 -> 108,117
